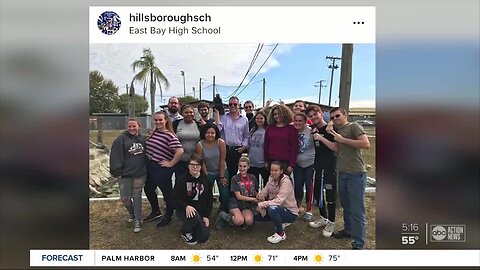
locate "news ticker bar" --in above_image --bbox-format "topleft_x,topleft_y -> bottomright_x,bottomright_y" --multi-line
89,6 -> 375,43
31,250 -> 479,267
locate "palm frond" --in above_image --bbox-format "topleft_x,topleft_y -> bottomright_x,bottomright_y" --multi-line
152,66 -> 170,89
131,60 -> 147,72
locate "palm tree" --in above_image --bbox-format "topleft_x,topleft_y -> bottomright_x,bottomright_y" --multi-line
131,48 -> 169,116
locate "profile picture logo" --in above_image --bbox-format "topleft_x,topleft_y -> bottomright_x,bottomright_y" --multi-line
97,11 -> 121,35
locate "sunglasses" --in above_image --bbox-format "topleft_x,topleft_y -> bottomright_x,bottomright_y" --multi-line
229,103 -> 238,107
244,106 -> 252,109
330,114 -> 342,120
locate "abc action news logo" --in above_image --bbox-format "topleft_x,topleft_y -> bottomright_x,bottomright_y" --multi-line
430,224 -> 466,242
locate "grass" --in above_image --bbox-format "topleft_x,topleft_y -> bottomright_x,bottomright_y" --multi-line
89,128 -> 376,249
89,193 -> 375,249
90,130 -> 123,149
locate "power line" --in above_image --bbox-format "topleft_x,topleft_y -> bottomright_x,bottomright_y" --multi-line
235,43 -> 278,97
229,43 -> 264,98
251,87 -> 263,101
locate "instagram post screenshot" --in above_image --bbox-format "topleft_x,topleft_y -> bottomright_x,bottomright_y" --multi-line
0,2 -> 477,269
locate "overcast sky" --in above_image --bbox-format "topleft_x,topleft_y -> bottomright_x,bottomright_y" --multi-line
90,43 -> 375,110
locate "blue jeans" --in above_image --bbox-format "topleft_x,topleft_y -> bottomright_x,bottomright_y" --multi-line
293,165 -> 314,206
338,171 -> 367,249
208,173 -> 230,212
255,205 -> 297,234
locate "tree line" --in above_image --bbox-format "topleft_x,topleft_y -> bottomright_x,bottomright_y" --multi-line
89,70 -> 149,115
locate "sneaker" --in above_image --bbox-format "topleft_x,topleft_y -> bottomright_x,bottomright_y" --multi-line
143,211 -> 162,223
133,220 -> 142,233
282,223 -> 291,230
215,215 -> 225,230
156,217 -> 172,228
322,221 -> 335,237
181,233 -> 198,245
332,230 -> 351,239
309,216 -> 328,228
303,212 -> 313,222
267,232 -> 286,244
128,213 -> 135,223
219,211 -> 231,223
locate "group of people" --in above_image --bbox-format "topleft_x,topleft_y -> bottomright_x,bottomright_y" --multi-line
109,95 -> 370,249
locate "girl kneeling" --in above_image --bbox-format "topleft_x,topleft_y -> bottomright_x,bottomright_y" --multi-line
229,154 -> 259,230
255,161 -> 299,243
173,154 -> 213,245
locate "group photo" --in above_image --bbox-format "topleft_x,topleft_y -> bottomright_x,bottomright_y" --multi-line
89,43 -> 376,250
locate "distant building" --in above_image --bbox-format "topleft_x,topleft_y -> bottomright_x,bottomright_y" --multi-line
348,107 -> 376,121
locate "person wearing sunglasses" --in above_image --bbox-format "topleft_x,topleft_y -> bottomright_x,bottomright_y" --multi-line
326,107 -> 370,250
243,100 -> 256,130
216,96 -> 250,187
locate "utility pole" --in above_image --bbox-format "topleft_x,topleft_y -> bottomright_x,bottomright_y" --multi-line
199,78 -> 202,100
127,82 -> 136,117
314,80 -> 327,104
192,87 -> 196,99
339,44 -> 353,111
212,75 -> 216,100
180,70 -> 186,97
326,56 -> 341,106
126,84 -> 131,116
262,78 -> 266,107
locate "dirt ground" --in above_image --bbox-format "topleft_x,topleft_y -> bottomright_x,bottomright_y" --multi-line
89,193 -> 375,250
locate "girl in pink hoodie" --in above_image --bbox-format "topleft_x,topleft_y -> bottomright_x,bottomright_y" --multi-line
256,161 -> 299,244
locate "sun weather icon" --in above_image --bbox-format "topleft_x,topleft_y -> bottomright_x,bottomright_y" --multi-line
313,253 -> 323,264
97,11 -> 121,35
253,254 -> 263,264
191,254 -> 201,264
